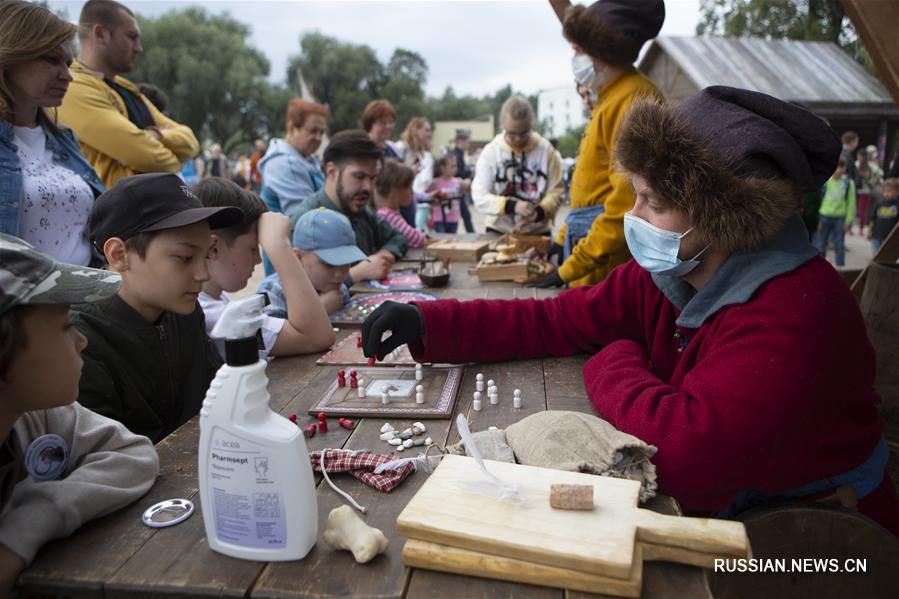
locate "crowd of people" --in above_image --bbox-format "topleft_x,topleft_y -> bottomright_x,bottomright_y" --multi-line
1,0 -> 898,591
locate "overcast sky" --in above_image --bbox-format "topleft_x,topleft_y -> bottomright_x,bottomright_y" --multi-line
50,0 -> 700,97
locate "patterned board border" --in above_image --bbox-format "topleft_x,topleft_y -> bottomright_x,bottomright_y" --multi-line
308,367 -> 463,419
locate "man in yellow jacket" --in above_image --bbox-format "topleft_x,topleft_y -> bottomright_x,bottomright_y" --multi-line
534,0 -> 664,288
57,0 -> 198,189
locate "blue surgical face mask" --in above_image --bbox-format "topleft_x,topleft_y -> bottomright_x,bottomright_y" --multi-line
571,54 -> 595,90
623,212 -> 710,277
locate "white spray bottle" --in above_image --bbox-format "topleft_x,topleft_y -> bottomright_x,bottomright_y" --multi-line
198,295 -> 317,560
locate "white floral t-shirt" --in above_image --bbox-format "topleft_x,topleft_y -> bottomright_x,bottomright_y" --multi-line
14,125 -> 94,265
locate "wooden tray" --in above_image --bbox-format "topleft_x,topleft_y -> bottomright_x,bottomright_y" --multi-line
492,233 -> 552,254
426,239 -> 489,262
329,291 -> 437,327
397,455 -> 749,590
308,366 -> 463,419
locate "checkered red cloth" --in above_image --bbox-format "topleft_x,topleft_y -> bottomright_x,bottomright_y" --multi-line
310,449 -> 415,493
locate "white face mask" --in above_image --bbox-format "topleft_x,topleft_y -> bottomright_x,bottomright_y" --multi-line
571,54 -> 595,90
623,212 -> 710,277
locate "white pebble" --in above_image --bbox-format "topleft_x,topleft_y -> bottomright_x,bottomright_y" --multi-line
425,437 -> 433,445
388,438 -> 402,446
380,423 -> 394,433
488,426 -> 498,431
396,444 -> 405,452
403,439 -> 413,448
379,431 -> 395,441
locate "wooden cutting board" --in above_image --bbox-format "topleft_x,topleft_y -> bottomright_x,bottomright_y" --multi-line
396,455 -> 749,582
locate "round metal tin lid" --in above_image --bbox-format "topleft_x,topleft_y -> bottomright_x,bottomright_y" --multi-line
141,498 -> 195,528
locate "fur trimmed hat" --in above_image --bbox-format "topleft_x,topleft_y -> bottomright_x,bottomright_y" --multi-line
615,86 -> 841,254
563,0 -> 665,66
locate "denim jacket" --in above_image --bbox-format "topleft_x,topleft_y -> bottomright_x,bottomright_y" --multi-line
0,119 -> 105,237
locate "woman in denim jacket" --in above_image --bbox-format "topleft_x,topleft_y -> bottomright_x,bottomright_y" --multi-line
0,1 -> 104,266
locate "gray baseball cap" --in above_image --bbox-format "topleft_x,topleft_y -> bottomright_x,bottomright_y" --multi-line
0,234 -> 122,316
293,208 -> 368,266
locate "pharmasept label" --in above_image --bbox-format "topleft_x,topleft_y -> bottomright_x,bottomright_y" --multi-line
209,429 -> 286,549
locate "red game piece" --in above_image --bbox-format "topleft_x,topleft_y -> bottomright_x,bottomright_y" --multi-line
317,412 -> 327,422
303,424 -> 316,438
349,370 -> 357,378
357,335 -> 363,348
338,418 -> 354,430
350,377 -> 358,389
288,413 -> 297,423
337,373 -> 346,388
337,369 -> 345,377
367,357 -> 376,366
318,420 -> 328,433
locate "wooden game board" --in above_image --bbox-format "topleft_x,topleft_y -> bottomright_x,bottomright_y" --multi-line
316,332 -> 416,366
329,291 -> 437,326
350,271 -> 426,293
308,366 -> 463,419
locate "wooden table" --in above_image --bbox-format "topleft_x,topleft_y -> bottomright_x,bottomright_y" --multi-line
17,245 -> 712,598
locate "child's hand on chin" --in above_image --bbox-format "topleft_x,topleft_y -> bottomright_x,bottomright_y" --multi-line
0,544 -> 25,596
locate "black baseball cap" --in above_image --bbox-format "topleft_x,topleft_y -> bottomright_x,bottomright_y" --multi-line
88,173 -> 244,250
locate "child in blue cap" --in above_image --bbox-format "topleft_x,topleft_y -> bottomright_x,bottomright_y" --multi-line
259,208 -> 368,316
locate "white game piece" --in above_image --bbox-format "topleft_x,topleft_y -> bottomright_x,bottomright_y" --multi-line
381,384 -> 389,392
415,367 -> 423,382
513,397 -> 522,409
473,398 -> 482,411
476,373 -> 484,391
487,379 -> 495,388
513,389 -> 521,397
381,391 -> 390,405
489,392 -> 498,406
416,384 -> 424,393
357,379 -> 366,398
415,392 -> 425,404
380,422 -> 395,433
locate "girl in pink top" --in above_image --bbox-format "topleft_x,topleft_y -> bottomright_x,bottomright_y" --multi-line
427,155 -> 464,233
375,160 -> 428,248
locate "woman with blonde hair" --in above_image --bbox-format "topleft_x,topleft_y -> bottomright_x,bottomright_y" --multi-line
395,117 -> 434,227
0,0 -> 105,265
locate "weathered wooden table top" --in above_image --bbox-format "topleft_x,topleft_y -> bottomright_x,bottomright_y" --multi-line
17,240 -> 712,598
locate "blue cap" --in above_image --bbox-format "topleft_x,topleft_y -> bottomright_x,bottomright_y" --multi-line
293,208 -> 368,266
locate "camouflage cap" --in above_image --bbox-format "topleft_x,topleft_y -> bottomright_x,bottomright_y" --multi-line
0,234 -> 122,316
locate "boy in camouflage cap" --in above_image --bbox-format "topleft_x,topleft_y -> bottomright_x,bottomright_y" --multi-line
0,235 -> 158,593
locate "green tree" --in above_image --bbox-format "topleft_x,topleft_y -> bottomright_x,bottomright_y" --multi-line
128,7 -> 287,153
696,0 -> 873,72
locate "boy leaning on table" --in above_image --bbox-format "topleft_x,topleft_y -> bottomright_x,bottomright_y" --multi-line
0,235 -> 159,594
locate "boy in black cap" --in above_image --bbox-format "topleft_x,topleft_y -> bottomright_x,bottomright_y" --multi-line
71,173 -> 244,442
362,86 -> 899,537
0,235 -> 158,592
537,0 -> 664,288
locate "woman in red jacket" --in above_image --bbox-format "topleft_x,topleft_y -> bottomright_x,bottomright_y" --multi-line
362,86 -> 899,536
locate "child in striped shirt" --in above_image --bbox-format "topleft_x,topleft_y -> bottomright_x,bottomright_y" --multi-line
375,159 -> 429,248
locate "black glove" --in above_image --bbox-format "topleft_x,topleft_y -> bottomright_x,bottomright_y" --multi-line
546,242 -> 563,265
528,269 -> 564,289
362,301 -> 426,360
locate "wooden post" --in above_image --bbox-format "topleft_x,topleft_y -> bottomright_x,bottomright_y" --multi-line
859,262 -> 899,445
548,0 -> 572,24
840,0 -> 899,107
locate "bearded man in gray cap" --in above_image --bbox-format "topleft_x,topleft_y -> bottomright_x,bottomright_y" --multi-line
360,86 -> 899,537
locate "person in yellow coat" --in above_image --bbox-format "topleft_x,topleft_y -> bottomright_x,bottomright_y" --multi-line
57,0 -> 198,189
534,0 -> 664,288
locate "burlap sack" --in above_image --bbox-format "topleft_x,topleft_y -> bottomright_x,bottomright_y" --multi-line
446,429 -> 516,463
505,411 -> 659,502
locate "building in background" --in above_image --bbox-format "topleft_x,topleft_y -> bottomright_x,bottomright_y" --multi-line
639,36 -> 899,161
537,85 -> 588,140
433,116 -> 495,155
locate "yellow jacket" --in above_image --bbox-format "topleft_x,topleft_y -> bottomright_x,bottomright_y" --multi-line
557,68 -> 660,287
57,61 -> 199,188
